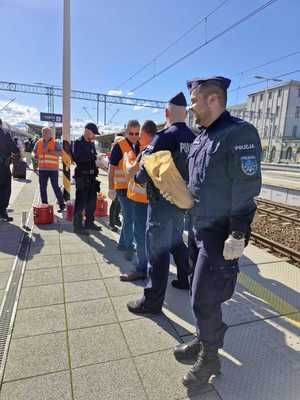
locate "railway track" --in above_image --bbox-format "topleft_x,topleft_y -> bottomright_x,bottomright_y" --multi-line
251,232 -> 300,265
252,198 -> 300,266
256,198 -> 300,226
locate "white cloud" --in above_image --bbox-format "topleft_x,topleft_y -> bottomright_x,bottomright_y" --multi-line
152,108 -> 159,113
107,89 -> 123,96
133,105 -> 145,111
127,91 -> 135,96
0,100 -> 39,127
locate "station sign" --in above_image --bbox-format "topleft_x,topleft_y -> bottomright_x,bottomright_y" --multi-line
40,112 -> 63,123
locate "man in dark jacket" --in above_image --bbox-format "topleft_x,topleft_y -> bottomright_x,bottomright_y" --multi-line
0,119 -> 20,222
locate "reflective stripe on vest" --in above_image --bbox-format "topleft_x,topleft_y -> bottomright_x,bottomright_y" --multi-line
36,139 -> 59,170
113,139 -> 133,189
127,179 -> 148,204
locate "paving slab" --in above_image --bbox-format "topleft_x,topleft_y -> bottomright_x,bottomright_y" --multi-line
18,284 -> 64,309
60,243 -> 93,254
13,304 -> 66,338
0,251 -> 17,260
240,243 -> 288,267
121,317 -> 180,356
104,276 -> 144,297
26,254 -> 61,270
0,371 -> 72,400
72,359 -> 147,400
165,262 -> 300,336
66,298 -> 116,329
62,263 -> 102,282
97,257 -> 133,278
62,252 -> 96,267
22,268 -> 62,287
240,261 -> 300,310
111,294 -> 143,322
68,324 -> 130,368
0,289 -> 5,306
4,332 -> 69,381
213,315 -> 300,400
0,258 -> 15,272
29,244 -> 61,258
135,349 -> 213,400
30,235 -> 59,246
0,273 -> 9,290
64,279 -> 108,302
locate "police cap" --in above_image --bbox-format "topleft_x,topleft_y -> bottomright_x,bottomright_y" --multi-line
85,122 -> 100,135
187,76 -> 231,93
168,92 -> 187,107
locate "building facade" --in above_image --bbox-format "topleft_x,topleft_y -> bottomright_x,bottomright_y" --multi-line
228,80 -> 300,163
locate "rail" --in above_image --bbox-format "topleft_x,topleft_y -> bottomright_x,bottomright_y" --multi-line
251,232 -> 300,264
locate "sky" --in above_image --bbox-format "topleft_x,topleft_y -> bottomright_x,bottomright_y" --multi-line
1,0 -> 300,135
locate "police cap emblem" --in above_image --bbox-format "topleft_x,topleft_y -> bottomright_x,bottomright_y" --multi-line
240,155 -> 258,176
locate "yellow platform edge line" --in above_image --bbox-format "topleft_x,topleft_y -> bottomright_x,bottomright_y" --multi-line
238,272 -> 300,329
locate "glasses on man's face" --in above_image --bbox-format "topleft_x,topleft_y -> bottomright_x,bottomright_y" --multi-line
128,132 -> 139,136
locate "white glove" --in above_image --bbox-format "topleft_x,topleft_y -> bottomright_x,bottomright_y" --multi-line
223,235 -> 245,260
108,189 -> 116,200
161,191 -> 175,204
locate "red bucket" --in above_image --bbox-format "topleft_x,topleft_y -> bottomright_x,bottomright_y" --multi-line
33,204 -> 54,225
66,201 -> 74,221
95,197 -> 108,217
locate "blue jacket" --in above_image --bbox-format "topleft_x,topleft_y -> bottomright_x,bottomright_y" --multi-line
135,122 -> 195,203
188,111 -> 262,233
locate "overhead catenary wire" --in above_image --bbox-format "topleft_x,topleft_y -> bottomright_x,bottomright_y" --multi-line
115,0 -> 230,90
229,68 -> 300,93
130,0 -> 280,93
231,49 -> 300,78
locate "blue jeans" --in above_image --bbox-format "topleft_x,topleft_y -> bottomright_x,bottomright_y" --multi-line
133,202 -> 148,274
39,170 -> 64,207
117,192 -> 134,250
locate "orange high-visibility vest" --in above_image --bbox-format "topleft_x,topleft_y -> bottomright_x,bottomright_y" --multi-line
126,150 -> 148,204
36,138 -> 59,170
113,139 -> 133,189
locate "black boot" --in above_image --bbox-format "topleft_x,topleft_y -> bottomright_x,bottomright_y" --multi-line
182,344 -> 221,388
0,210 -> 13,222
174,336 -> 202,364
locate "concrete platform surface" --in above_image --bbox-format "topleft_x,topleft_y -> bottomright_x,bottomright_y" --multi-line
0,172 -> 299,400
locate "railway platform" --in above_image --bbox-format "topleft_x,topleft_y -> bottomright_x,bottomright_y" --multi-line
0,174 -> 299,400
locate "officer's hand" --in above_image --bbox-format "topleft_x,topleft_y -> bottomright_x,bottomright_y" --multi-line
108,189 -> 116,200
223,235 -> 245,260
161,191 -> 175,204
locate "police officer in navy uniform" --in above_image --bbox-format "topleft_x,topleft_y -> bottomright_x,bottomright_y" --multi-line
127,92 -> 195,315
173,77 -> 262,388
0,119 -> 20,222
72,123 -> 101,235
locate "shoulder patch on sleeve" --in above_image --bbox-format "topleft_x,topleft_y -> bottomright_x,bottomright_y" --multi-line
240,155 -> 258,176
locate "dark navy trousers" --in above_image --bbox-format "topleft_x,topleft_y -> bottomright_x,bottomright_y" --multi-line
74,175 -> 97,228
38,170 -> 64,207
0,165 -> 12,213
143,200 -> 189,310
189,228 -> 238,348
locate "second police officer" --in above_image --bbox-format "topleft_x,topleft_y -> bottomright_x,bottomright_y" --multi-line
127,92 -> 195,314
173,77 -> 262,388
72,122 -> 101,235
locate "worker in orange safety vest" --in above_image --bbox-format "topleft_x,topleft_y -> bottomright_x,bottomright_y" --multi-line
33,127 -> 65,212
108,120 -> 140,261
120,120 -> 157,281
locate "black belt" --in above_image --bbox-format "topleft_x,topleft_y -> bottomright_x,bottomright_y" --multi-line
78,170 -> 95,175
